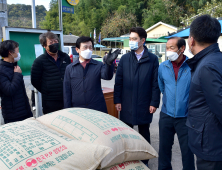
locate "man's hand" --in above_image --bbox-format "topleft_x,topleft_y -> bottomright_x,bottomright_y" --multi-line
149,106 -> 157,114
14,66 -> 22,73
115,103 -> 122,112
105,48 -> 121,65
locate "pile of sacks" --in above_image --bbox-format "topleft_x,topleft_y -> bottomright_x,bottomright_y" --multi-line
0,108 -> 158,170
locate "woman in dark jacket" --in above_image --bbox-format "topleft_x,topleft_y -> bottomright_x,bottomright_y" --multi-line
0,40 -> 32,123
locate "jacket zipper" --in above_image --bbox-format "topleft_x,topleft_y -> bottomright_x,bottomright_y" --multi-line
165,64 -> 177,117
174,81 -> 177,118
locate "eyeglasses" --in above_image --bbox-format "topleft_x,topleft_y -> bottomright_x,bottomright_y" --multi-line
48,39 -> 58,45
81,45 -> 93,51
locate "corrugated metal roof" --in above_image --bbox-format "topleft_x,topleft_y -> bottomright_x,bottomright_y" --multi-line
63,35 -> 79,43
166,20 -> 222,38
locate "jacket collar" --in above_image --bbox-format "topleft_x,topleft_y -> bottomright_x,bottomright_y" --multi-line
45,50 -> 64,59
72,57 -> 98,66
164,56 -> 189,68
131,46 -> 150,63
0,59 -> 17,68
186,43 -> 220,71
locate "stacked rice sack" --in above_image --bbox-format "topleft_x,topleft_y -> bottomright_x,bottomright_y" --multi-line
36,108 -> 158,169
0,118 -> 111,170
102,161 -> 150,170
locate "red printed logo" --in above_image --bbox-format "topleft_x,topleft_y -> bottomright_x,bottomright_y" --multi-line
26,158 -> 38,167
111,128 -> 118,131
118,163 -> 125,169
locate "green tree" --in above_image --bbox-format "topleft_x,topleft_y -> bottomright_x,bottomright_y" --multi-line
143,0 -> 184,28
101,10 -> 137,38
180,0 -> 222,27
8,4 -> 46,28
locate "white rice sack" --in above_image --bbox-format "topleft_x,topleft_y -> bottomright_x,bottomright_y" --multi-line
36,108 -> 158,169
102,160 -> 150,170
0,118 -> 111,170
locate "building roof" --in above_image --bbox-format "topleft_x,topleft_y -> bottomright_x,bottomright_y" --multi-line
102,37 -> 129,42
120,33 -> 130,37
166,20 -> 222,38
145,21 -> 177,33
63,35 -> 79,43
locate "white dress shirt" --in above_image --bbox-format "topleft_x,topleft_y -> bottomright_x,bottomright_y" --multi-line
135,49 -> 144,61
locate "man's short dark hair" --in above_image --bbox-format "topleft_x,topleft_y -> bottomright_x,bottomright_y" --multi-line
39,31 -> 59,47
190,15 -> 221,44
168,37 -> 186,49
0,40 -> 19,58
76,36 -> 94,49
130,27 -> 147,40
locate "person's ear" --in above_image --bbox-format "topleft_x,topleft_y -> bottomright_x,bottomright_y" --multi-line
181,45 -> 186,53
142,38 -> 146,44
190,36 -> 195,46
76,47 -> 80,54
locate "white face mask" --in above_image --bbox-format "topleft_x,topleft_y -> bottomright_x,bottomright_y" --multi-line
13,52 -> 21,62
166,49 -> 181,61
187,38 -> 194,57
129,39 -> 142,50
80,49 -> 92,59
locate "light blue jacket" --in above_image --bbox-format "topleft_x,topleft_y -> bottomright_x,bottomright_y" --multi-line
158,57 -> 191,118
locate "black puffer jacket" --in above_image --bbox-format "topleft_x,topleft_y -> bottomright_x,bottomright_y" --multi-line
31,50 -> 71,102
186,43 -> 222,161
0,60 -> 32,120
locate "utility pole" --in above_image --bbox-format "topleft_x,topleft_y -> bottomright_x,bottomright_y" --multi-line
0,0 -> 8,42
58,0 -> 63,30
31,0 -> 36,28
32,0 -> 43,117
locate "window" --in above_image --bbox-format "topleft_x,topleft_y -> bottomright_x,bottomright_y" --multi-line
147,43 -> 166,53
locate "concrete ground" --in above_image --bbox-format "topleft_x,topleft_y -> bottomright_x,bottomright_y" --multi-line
24,75 -> 190,170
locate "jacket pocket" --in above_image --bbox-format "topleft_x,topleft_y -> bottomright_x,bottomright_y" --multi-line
186,116 -> 205,152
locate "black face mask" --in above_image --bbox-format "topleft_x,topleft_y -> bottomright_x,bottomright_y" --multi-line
49,43 -> 59,53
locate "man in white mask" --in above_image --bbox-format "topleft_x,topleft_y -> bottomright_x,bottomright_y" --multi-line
63,36 -> 120,113
158,37 -> 195,170
114,27 -> 160,167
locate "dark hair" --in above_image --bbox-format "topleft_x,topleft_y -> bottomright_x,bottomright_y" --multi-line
39,31 -> 59,47
105,52 -> 107,54
0,40 -> 19,58
76,36 -> 94,49
168,37 -> 186,49
190,15 -> 221,44
130,27 -> 147,40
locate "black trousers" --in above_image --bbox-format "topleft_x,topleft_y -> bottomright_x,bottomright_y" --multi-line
42,100 -> 64,114
197,157 -> 222,170
126,123 -> 150,165
158,112 -> 195,170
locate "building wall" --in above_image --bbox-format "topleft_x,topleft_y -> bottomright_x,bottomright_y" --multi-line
123,39 -> 130,50
147,25 -> 177,38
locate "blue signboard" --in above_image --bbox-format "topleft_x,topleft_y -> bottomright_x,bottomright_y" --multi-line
62,6 -> 74,14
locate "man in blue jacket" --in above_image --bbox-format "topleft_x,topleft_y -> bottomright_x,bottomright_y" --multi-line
158,37 -> 195,170
186,15 -> 222,170
63,36 -> 120,113
114,27 -> 160,166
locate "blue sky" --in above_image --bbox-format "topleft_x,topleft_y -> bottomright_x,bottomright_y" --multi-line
7,0 -> 51,11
